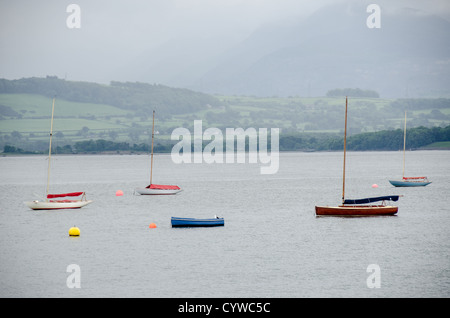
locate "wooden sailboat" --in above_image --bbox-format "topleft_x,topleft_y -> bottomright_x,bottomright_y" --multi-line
135,110 -> 182,195
25,97 -> 92,210
315,97 -> 399,216
389,111 -> 431,187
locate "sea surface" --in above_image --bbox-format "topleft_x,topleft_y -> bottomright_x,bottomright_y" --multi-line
0,151 -> 449,297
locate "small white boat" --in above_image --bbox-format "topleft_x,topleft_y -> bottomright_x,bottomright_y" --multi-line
135,110 -> 181,195
135,184 -> 182,195
388,111 -> 431,187
25,192 -> 92,210
389,177 -> 431,187
24,97 -> 92,210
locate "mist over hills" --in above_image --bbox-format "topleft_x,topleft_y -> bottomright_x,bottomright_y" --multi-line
135,3 -> 450,98
2,2 -> 449,99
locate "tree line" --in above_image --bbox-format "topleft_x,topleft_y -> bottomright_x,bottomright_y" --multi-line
326,88 -> 380,98
3,125 -> 450,154
279,125 -> 450,151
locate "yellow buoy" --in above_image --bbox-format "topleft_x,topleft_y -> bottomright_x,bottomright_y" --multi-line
69,226 -> 80,236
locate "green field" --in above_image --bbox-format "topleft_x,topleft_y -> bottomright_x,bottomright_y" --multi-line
1,93 -> 450,149
0,94 -> 138,143
0,94 -> 131,118
0,117 -> 125,133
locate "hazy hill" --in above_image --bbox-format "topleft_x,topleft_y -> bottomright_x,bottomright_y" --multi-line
185,3 -> 450,98
0,77 -> 222,116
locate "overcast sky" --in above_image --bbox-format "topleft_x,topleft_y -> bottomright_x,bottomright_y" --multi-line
1,0 -> 449,84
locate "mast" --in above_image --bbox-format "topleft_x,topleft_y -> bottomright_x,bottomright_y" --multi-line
342,97 -> 348,205
150,110 -> 155,186
46,97 -> 56,201
402,111 -> 407,179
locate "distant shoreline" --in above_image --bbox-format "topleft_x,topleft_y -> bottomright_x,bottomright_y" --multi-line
2,147 -> 450,157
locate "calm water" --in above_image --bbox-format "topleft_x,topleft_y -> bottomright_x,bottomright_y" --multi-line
0,151 -> 449,297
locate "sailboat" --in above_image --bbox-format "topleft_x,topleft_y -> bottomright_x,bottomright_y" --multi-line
25,97 -> 92,210
315,97 -> 399,216
135,110 -> 182,195
388,111 -> 431,187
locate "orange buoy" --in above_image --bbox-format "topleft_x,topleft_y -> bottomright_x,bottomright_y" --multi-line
116,190 -> 124,196
149,223 -> 157,228
372,184 -> 379,188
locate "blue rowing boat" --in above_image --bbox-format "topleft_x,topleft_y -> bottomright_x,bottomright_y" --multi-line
171,217 -> 224,227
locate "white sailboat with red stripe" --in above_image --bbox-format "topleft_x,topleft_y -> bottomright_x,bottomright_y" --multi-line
135,184 -> 182,195
24,97 -> 93,210
26,192 -> 92,210
388,111 -> 431,187
135,110 -> 182,195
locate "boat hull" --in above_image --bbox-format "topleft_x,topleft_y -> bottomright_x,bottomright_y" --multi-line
135,188 -> 182,195
315,205 -> 398,216
25,200 -> 93,210
389,180 -> 431,187
171,217 -> 224,227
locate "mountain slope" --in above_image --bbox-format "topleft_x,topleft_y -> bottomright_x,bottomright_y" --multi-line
187,3 -> 450,98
